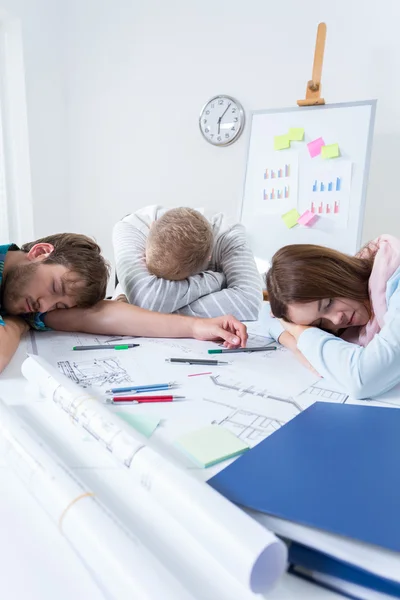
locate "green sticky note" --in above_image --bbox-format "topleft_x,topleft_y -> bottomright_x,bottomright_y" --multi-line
274,134 -> 290,151
288,128 -> 304,141
117,412 -> 161,438
175,425 -> 249,468
282,208 -> 300,229
321,143 -> 339,159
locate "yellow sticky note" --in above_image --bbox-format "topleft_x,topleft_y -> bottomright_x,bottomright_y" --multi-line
288,128 -> 304,141
321,143 -> 340,159
274,134 -> 290,151
282,209 -> 300,229
175,425 -> 249,468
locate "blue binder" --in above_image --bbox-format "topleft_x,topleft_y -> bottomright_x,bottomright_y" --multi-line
288,543 -> 400,598
209,402 -> 400,553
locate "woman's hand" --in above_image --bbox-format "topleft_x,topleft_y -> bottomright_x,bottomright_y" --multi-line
191,315 -> 248,348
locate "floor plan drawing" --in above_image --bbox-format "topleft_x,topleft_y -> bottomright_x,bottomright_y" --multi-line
300,383 -> 348,403
203,398 -> 283,446
58,357 -> 132,388
210,375 -> 303,413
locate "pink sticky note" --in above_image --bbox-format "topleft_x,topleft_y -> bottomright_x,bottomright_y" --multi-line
307,137 -> 325,158
298,210 -> 318,227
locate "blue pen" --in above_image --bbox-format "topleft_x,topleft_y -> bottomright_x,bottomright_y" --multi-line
105,382 -> 177,394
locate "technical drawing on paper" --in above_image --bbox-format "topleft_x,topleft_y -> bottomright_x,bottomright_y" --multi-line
137,338 -> 197,355
218,333 -> 274,349
204,398 -> 283,447
211,375 -> 303,413
301,383 -> 348,403
247,333 -> 275,347
28,329 -> 139,357
58,357 -> 132,388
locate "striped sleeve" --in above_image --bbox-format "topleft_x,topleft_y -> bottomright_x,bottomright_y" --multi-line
176,224 -> 263,320
112,219 -> 225,313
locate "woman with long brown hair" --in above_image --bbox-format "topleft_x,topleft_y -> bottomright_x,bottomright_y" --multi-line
265,235 -> 400,399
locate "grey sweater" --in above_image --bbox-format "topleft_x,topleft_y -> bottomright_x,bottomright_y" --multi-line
112,205 -> 263,320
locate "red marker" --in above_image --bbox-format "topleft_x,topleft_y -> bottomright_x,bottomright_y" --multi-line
107,395 -> 185,404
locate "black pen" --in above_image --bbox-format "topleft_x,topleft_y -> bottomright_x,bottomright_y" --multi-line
165,358 -> 229,366
208,346 -> 277,354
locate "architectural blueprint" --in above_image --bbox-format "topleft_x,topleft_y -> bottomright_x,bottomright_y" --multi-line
58,357 -> 132,388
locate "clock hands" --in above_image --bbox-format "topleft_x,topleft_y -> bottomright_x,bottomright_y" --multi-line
220,102 -> 232,120
217,102 -> 232,135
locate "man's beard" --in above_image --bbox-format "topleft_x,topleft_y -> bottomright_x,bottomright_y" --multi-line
2,262 -> 39,314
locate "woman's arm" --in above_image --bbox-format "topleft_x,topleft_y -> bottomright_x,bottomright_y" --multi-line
277,330 -> 320,377
281,309 -> 400,399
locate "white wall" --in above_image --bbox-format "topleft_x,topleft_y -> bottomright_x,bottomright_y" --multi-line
64,0 -> 400,275
1,0 -> 68,239
8,0 -> 397,273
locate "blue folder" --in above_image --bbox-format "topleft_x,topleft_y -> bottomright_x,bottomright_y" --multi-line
289,543 -> 400,598
209,402 -> 400,553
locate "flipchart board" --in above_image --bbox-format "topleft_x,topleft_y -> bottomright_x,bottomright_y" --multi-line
239,101 -> 376,270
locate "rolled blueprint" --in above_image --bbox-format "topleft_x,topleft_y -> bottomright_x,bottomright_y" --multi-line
22,354 -> 288,594
0,398 -> 193,600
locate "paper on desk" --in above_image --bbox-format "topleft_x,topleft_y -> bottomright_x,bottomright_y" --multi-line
0,399 -> 192,600
22,355 -> 145,465
249,511 -> 400,586
175,425 -> 249,467
117,412 -> 161,438
21,355 -> 287,595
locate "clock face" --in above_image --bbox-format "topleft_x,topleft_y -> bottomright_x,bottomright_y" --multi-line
199,95 -> 245,146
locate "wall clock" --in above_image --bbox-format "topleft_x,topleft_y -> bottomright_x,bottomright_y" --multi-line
199,95 -> 245,146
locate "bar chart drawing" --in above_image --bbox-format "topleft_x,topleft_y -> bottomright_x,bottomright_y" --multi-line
310,200 -> 340,215
263,186 -> 290,201
300,160 -> 352,228
259,152 -> 299,215
312,177 -> 342,193
264,164 -> 290,179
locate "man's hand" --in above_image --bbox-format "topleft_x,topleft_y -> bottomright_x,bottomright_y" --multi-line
190,314 -> 247,348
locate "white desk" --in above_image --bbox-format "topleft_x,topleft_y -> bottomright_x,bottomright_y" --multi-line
0,339 -> 345,600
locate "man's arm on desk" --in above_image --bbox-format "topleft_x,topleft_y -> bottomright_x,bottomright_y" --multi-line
0,317 -> 29,373
44,300 -> 248,347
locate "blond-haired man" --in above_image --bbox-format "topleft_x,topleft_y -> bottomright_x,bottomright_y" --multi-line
0,230 -> 249,373
112,206 -> 263,320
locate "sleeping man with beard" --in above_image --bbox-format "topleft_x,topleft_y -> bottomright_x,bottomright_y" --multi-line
0,234 -> 247,373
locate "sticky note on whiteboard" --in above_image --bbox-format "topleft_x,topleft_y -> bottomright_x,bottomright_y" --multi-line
321,143 -> 340,159
282,208 -> 300,229
307,137 -> 325,158
274,134 -> 290,151
288,128 -> 304,141
298,210 -> 318,227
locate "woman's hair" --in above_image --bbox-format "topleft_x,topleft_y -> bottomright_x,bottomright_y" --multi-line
266,244 -> 375,321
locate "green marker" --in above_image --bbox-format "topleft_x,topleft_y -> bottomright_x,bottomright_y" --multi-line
73,343 -> 140,351
208,346 -> 276,354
